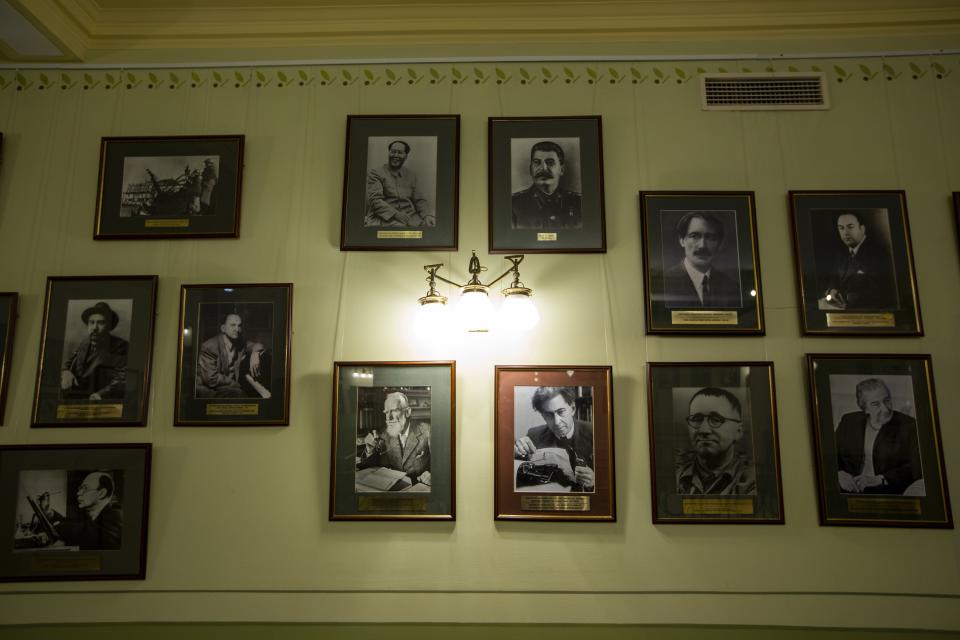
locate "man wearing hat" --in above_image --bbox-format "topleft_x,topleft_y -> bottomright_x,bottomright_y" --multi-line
60,301 -> 128,400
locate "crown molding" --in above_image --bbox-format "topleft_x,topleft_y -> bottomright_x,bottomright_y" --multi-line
6,0 -> 960,60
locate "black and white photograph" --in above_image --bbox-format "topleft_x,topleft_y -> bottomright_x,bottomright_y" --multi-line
647,363 -> 784,524
807,354 -> 952,527
829,374 -> 923,497
509,137 -> 583,230
640,192 -> 764,334
94,135 -> 244,239
790,191 -> 922,334
0,443 -> 151,582
340,116 -> 459,250
0,292 -> 18,425
495,366 -> 615,521
175,284 -> 292,426
354,386 -> 432,493
59,299 -> 133,402
330,361 -> 455,520
512,385 -> 595,494
13,468 -> 124,551
119,155 -> 221,217
364,136 -> 437,228
489,117 -> 606,253
31,276 -> 158,427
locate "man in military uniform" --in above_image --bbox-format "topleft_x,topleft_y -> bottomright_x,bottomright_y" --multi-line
511,141 -> 582,229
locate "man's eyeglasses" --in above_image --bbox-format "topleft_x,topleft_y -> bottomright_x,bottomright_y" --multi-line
685,412 -> 741,429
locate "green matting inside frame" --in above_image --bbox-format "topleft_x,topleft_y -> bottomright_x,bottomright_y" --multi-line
2,624 -> 959,639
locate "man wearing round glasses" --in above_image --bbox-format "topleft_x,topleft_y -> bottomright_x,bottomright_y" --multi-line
675,387 -> 756,495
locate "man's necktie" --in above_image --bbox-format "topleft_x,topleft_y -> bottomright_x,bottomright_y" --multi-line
701,274 -> 711,305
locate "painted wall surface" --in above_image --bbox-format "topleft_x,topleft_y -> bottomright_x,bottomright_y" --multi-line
0,57 -> 958,630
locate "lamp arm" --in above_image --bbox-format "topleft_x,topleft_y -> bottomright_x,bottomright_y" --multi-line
432,273 -> 463,288
485,268 -> 516,288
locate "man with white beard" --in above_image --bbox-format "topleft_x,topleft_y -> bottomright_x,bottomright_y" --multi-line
360,391 -> 431,487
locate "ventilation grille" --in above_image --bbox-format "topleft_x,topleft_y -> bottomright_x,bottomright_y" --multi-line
701,73 -> 829,111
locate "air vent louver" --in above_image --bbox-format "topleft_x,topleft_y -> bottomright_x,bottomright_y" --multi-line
701,73 -> 829,111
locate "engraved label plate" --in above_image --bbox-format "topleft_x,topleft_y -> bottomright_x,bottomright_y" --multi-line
671,310 -> 739,325
520,495 -> 590,511
56,404 -> 123,419
377,231 -> 423,239
357,496 -> 428,513
145,219 -> 189,228
206,403 -> 260,416
536,233 -> 558,242
846,497 -> 922,515
682,498 -> 754,515
32,555 -> 101,572
826,313 -> 896,328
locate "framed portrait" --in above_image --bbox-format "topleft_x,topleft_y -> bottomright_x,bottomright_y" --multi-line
0,292 -> 18,425
640,191 -> 764,334
0,443 -> 152,582
647,362 -> 784,524
494,366 -> 615,521
175,284 -> 293,426
789,190 -> 922,335
94,135 -> 244,239
31,276 -> 158,427
806,354 -> 953,528
488,116 -> 606,253
329,361 -> 455,520
340,115 -> 460,251
953,192 -> 960,255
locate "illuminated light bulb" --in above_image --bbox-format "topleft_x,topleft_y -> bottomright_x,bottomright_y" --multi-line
750,289 -> 757,297
413,298 -> 450,339
457,287 -> 493,332
499,290 -> 540,332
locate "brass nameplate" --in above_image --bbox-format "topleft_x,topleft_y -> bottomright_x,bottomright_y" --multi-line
357,496 -> 428,512
671,310 -> 739,325
32,555 -> 101,571
536,233 -> 558,241
145,219 -> 189,228
847,497 -> 922,515
377,231 -> 422,239
683,498 -> 754,515
206,403 -> 259,416
826,313 -> 896,328
57,404 -> 123,419
520,495 -> 590,512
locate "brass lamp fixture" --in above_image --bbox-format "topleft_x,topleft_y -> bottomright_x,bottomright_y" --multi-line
416,252 -> 539,333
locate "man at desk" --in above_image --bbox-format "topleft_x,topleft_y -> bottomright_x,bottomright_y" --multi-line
514,386 -> 594,492
360,391 -> 431,488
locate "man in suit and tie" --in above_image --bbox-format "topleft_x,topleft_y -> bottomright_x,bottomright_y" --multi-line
361,391 -> 431,487
60,301 -> 128,400
662,212 -> 742,309
818,211 -> 897,310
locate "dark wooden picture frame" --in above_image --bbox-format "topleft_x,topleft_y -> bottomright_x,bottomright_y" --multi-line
31,276 -> 158,428
329,361 -> 456,521
0,443 -> 152,582
0,292 -> 18,425
340,115 -> 460,251
789,190 -> 922,335
640,191 -> 765,334
488,116 -> 606,254
953,192 -> 960,258
175,283 -> 293,426
494,365 -> 615,521
806,353 -> 952,528
647,362 -> 784,524
94,135 -> 244,239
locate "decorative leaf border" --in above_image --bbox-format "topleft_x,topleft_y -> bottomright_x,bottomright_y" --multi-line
0,59 -> 955,92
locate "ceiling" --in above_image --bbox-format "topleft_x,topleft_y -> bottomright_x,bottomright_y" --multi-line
2,0 -> 959,63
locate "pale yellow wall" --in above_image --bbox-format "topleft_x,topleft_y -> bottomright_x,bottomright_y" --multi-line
0,56 -> 958,630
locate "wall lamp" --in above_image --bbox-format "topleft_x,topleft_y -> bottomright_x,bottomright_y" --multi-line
416,251 -> 540,333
